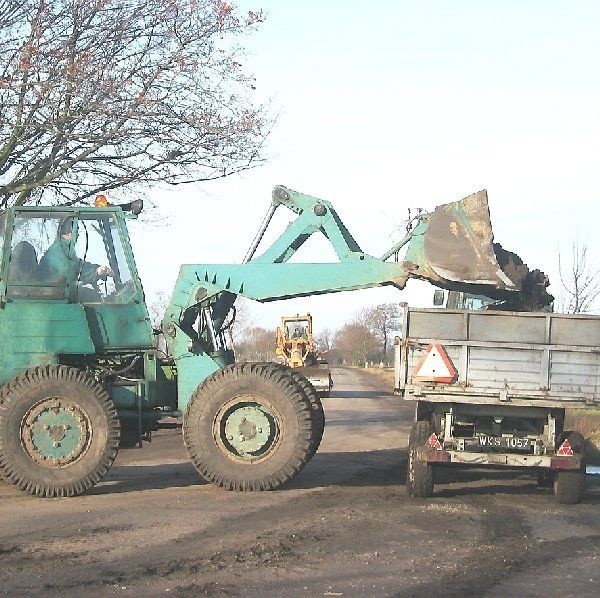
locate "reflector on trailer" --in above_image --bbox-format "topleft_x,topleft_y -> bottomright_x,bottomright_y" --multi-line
556,439 -> 574,456
427,433 -> 442,450
412,342 -> 458,384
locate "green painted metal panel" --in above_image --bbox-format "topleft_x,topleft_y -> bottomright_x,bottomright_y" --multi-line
83,303 -> 154,351
168,332 -> 221,411
0,203 -> 155,388
0,302 -> 94,384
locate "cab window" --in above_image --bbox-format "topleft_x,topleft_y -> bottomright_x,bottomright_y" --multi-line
6,212 -> 135,304
7,214 -> 69,299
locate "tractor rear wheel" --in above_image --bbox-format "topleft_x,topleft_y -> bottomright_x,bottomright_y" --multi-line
183,362 -> 315,491
406,420 -> 434,498
0,365 -> 119,497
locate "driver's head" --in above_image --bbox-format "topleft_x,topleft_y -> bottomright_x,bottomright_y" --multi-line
59,217 -> 74,240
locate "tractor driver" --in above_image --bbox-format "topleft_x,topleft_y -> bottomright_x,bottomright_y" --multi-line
36,217 -> 113,295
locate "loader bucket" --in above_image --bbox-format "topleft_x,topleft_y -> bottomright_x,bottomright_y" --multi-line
419,190 -> 516,288
404,189 -> 553,310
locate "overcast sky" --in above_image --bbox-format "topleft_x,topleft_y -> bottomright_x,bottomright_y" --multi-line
129,0 -> 600,333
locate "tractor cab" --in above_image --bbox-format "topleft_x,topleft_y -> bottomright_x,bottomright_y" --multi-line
0,203 -> 154,384
2,207 -> 136,303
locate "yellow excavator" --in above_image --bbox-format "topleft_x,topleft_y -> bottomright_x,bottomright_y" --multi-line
275,314 -> 333,396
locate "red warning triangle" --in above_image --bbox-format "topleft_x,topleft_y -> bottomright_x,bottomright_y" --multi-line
556,439 -> 574,456
413,343 -> 457,383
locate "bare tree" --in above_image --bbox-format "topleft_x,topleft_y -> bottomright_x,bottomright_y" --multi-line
235,325 -> 275,362
358,303 -> 401,361
229,297 -> 255,341
147,290 -> 170,329
333,322 -> 378,366
314,327 -> 333,352
558,239 -> 600,313
0,0 -> 271,207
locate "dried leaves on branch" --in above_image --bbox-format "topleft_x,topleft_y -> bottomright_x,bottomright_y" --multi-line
0,0 -> 271,207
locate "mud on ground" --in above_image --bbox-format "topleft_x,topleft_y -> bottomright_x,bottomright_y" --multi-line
1,367 -> 599,597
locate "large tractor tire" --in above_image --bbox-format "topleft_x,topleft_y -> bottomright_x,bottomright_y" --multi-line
183,362 -> 315,491
269,364 -> 325,457
406,420 -> 434,498
288,371 -> 325,456
0,365 -> 119,498
554,431 -> 586,505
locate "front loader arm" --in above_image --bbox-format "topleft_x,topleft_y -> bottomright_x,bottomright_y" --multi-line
162,185 -> 547,406
165,184 -> 522,336
165,185 -> 428,351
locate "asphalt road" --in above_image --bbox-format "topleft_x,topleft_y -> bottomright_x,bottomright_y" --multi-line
1,366 -> 599,597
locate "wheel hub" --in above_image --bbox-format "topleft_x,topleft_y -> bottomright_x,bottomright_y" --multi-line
217,399 -> 276,462
21,398 -> 92,467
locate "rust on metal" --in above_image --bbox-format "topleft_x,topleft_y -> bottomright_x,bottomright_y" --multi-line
423,190 -> 514,288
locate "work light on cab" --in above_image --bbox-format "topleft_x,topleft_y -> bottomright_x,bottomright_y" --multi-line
94,193 -> 143,215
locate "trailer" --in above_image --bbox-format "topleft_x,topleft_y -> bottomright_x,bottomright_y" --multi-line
394,305 -> 599,503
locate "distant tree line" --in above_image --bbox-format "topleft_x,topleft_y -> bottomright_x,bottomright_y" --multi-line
332,303 -> 401,366
233,303 -> 402,366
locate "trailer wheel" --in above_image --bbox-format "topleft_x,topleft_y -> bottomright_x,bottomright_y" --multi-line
406,420 -> 434,498
554,431 -> 586,505
0,365 -> 119,498
183,362 -> 314,491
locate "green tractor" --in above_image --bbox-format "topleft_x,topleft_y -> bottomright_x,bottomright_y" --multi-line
0,186 -> 545,497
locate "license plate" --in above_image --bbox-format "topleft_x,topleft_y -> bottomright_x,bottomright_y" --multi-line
477,435 -> 532,451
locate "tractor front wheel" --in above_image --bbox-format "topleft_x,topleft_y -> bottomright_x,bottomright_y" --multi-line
272,365 -> 325,457
183,362 -> 315,491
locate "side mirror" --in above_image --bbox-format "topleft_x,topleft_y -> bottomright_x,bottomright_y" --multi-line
433,289 -> 445,306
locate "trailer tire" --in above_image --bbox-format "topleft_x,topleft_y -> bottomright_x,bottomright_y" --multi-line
0,365 -> 119,498
554,431 -> 586,505
407,421 -> 434,498
183,362 -> 314,491
554,470 -> 586,504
